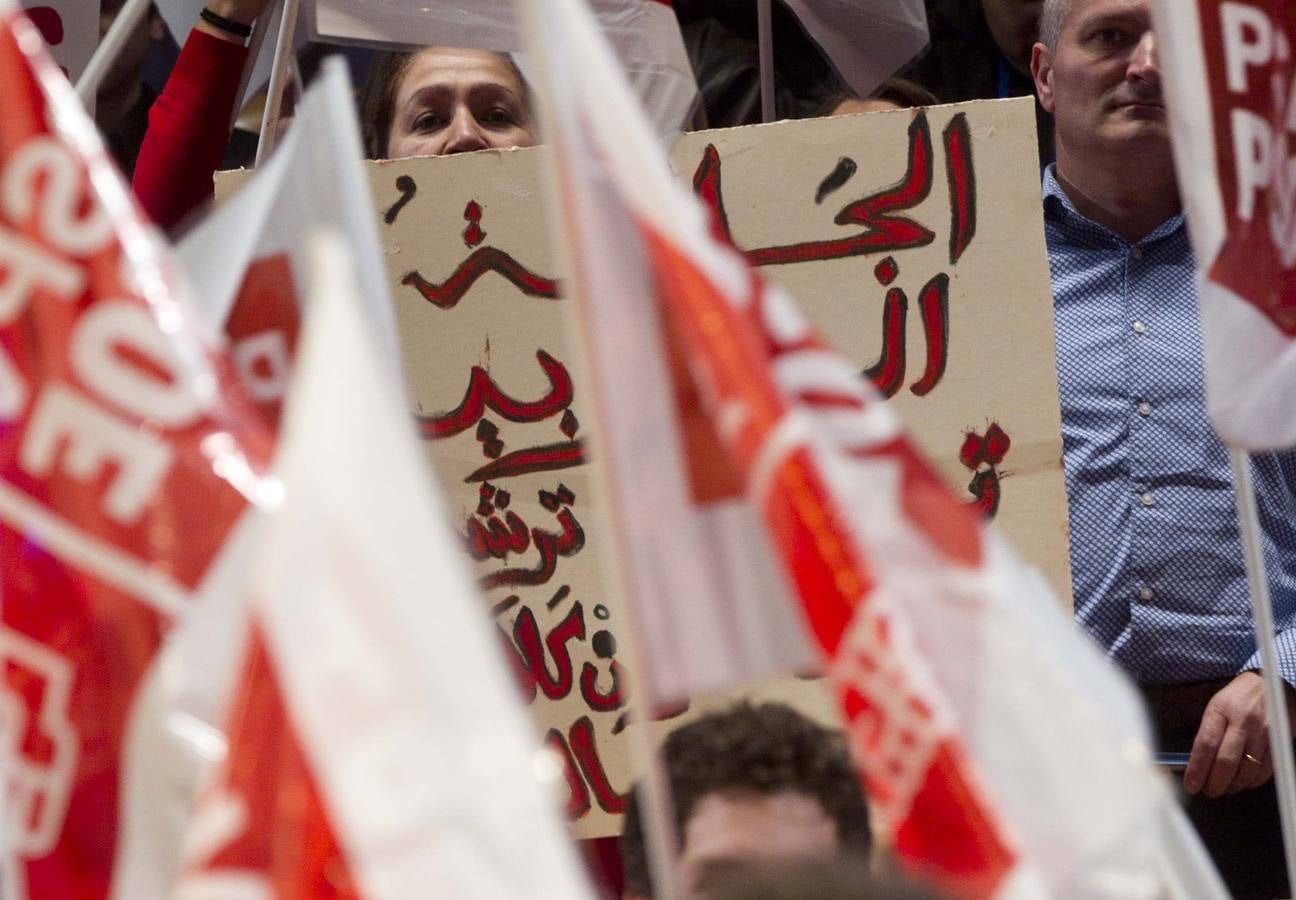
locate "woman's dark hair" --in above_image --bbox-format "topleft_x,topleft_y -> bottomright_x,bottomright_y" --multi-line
359,49 -> 418,160
358,48 -> 532,160
818,76 -> 940,118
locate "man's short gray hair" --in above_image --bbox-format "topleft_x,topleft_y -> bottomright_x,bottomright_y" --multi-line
1039,0 -> 1073,51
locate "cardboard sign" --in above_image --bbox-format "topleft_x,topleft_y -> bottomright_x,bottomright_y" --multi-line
369,147 -> 631,838
19,0 -> 99,80
362,96 -> 1069,839
671,99 -> 1071,601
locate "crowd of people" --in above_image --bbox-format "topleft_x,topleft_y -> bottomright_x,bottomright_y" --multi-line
85,0 -> 1296,897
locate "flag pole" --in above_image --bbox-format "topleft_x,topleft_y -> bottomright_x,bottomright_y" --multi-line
1229,449 -> 1296,890
76,0 -> 153,106
512,0 -> 683,892
229,0 -> 280,132
254,0 -> 300,166
757,0 -> 775,123
620,668 -> 683,900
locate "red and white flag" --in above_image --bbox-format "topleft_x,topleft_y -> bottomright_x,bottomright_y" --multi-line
522,0 -> 1190,895
175,228 -> 594,900
178,57 -> 400,431
109,59 -> 407,898
0,3 -> 274,896
310,0 -> 698,139
1153,0 -> 1296,449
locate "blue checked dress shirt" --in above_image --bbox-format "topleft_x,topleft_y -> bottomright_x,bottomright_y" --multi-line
1042,165 -> 1296,688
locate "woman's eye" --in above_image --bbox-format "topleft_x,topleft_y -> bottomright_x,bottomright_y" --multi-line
482,106 -> 517,126
413,112 -> 445,132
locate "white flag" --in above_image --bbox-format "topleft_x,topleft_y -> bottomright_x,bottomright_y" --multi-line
174,227 -> 595,900
111,57 -> 403,897
179,57 -> 400,428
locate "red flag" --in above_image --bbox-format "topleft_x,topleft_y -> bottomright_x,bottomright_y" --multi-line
523,0 -> 1178,894
0,3 -> 273,895
175,625 -> 360,899
1153,0 -> 1296,449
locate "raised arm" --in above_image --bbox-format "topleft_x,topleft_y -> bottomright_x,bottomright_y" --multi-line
132,0 -> 274,230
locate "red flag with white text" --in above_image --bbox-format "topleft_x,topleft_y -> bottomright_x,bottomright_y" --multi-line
1153,0 -> 1296,449
176,230 -> 594,900
522,0 -> 1179,895
0,2 -> 274,896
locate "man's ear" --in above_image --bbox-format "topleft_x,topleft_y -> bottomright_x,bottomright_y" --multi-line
1031,42 -> 1056,113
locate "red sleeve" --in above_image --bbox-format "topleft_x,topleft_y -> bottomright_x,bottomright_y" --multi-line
132,30 -> 249,231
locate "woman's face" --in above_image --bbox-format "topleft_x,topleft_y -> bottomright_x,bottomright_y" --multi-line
386,47 -> 537,158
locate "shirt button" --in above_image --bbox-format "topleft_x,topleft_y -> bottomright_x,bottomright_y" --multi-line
1139,586 -> 1155,601
1140,492 -> 1155,507
1132,320 -> 1147,333
1130,246 -> 1144,260
1137,401 -> 1152,416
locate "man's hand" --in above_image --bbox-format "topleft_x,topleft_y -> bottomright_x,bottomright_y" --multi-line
1183,672 -> 1294,797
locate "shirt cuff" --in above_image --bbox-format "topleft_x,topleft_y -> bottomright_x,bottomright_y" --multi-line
1241,625 -> 1296,692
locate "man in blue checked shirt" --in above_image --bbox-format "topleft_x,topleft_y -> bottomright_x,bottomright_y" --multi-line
1031,0 -> 1296,895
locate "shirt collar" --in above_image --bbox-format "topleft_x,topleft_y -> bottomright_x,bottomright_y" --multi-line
1041,163 -> 1185,247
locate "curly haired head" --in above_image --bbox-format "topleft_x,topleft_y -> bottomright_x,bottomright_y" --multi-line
620,702 -> 870,897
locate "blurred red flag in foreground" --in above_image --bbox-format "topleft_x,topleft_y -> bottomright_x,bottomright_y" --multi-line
522,0 -> 1180,895
0,2 -> 273,895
